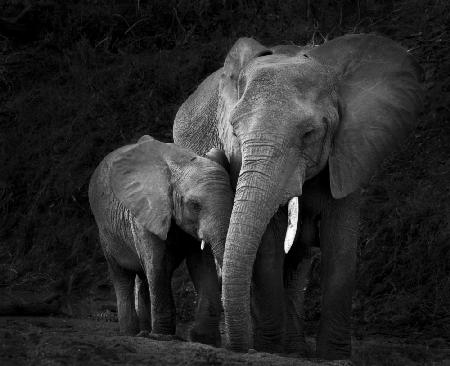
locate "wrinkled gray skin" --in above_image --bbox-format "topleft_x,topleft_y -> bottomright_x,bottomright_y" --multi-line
89,135 -> 233,347
173,34 -> 423,359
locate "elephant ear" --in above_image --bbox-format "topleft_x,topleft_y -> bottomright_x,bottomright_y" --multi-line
223,38 -> 271,78
205,147 -> 230,172
174,38 -> 270,156
110,140 -> 172,240
221,38 -> 271,102
309,34 -> 424,199
174,68 -> 223,155
136,134 -> 155,143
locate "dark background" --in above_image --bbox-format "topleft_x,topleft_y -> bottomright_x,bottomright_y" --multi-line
0,0 -> 449,354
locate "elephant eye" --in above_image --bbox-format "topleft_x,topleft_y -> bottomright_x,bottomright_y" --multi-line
186,199 -> 201,213
303,130 -> 314,140
303,128 -> 318,143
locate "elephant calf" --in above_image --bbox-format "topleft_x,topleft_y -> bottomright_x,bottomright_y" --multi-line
88,135 -> 233,347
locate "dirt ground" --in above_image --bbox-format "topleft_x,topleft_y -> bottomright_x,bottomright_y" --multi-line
0,316 -> 338,366
0,315 -> 449,366
0,288 -> 449,366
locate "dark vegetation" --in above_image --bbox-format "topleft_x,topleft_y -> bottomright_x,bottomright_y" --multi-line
1,0 -> 449,348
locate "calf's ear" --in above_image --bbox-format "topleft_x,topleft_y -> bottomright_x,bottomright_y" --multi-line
110,140 -> 173,240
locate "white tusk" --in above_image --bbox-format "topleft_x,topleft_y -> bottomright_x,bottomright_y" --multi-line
284,197 -> 299,253
200,240 -> 205,250
214,258 -> 222,281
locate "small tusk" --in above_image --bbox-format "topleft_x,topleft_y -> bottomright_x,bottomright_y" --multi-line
214,257 -> 222,281
284,197 -> 299,253
200,240 -> 205,250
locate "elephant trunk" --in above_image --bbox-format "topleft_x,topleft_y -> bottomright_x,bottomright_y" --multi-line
199,188 -> 233,266
208,218 -> 231,265
222,138 -> 288,351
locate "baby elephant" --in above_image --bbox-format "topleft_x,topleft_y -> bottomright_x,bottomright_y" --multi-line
89,135 -> 233,347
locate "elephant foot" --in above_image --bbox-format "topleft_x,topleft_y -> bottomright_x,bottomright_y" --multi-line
276,340 -> 313,360
118,319 -> 140,336
253,342 -> 284,354
138,319 -> 152,332
189,325 -> 221,347
316,335 -> 352,360
284,339 -> 312,358
137,330 -> 185,342
253,333 -> 284,354
282,351 -> 313,360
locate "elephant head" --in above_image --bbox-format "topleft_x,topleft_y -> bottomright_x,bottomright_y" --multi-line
174,34 -> 423,351
109,136 -> 233,263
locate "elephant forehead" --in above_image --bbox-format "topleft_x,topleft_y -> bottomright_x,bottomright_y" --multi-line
183,177 -> 232,208
237,77 -> 335,116
240,56 -> 336,110
180,161 -> 230,189
246,54 -> 328,81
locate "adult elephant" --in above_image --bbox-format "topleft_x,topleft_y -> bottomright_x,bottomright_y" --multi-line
173,34 -> 423,359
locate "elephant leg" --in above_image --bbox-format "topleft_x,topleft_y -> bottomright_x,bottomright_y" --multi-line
251,210 -> 286,353
283,251 -> 313,356
186,245 -> 221,347
142,235 -> 179,336
283,212 -> 318,355
106,256 -> 139,335
135,274 -> 152,331
316,191 -> 360,360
